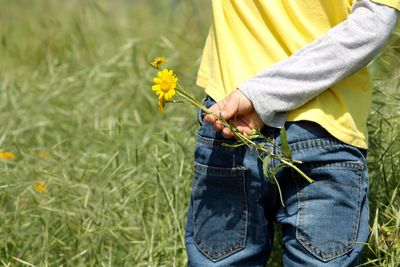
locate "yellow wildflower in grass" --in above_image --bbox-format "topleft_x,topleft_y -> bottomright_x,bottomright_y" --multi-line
37,151 -> 49,159
152,69 -> 178,112
150,56 -> 166,70
33,181 -> 47,193
0,151 -> 16,160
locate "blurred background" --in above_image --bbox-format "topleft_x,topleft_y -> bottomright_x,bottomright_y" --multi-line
0,0 -> 398,266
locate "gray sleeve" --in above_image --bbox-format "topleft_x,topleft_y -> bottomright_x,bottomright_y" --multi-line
238,0 -> 399,128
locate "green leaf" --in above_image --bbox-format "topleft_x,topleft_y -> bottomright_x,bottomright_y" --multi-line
263,160 -> 286,207
280,127 -> 292,159
221,142 -> 246,149
262,155 -> 273,183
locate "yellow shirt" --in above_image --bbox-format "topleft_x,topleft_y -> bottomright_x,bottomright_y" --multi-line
197,0 -> 399,149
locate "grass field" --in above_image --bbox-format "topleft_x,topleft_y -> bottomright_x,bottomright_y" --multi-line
0,1 -> 399,266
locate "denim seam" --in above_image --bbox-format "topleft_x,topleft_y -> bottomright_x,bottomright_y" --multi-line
294,165 -> 363,262
194,185 -> 243,189
192,165 -> 248,262
275,138 -> 363,158
270,140 -> 279,211
288,138 -> 343,151
197,134 -> 244,149
194,163 -> 246,176
300,161 -> 364,171
257,201 -> 268,242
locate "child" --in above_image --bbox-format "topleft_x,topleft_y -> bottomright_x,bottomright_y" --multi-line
185,0 -> 399,266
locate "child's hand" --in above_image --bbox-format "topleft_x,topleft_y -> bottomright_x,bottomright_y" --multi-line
204,90 -> 264,139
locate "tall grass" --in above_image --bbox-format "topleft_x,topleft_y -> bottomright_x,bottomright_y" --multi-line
362,28 -> 400,266
0,1 -> 398,266
0,1 -> 209,266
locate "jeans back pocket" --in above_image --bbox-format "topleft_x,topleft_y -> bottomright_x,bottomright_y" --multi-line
192,162 -> 248,262
294,161 -> 366,262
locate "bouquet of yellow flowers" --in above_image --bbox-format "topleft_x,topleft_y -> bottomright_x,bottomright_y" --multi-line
150,56 -> 313,205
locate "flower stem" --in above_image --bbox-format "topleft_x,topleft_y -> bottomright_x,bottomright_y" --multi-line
175,86 -> 314,183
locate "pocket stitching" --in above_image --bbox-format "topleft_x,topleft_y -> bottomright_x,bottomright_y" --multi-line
294,164 -> 363,262
192,164 -> 248,262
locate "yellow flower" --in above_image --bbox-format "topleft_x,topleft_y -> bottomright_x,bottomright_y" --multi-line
33,181 -> 47,193
152,69 -> 178,112
0,151 -> 16,160
37,151 -> 49,159
150,56 -> 166,70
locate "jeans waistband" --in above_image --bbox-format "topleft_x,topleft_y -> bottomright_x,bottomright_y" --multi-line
201,95 -> 366,156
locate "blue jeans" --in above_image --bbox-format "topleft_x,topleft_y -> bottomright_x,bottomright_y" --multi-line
185,96 -> 369,266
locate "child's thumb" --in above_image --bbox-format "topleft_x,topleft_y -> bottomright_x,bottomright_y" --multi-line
220,102 -> 238,120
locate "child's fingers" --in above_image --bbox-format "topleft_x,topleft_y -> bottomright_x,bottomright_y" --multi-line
204,114 -> 216,123
212,120 -> 224,132
222,127 -> 234,139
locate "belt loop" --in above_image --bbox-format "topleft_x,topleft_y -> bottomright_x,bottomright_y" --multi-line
197,97 -> 208,127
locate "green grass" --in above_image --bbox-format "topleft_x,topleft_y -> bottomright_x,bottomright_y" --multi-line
0,1 -> 209,265
362,30 -> 400,266
0,1 -> 399,266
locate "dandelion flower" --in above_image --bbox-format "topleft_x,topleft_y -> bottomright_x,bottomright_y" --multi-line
0,151 -> 16,160
150,56 -> 166,70
152,69 -> 178,112
33,181 -> 46,193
